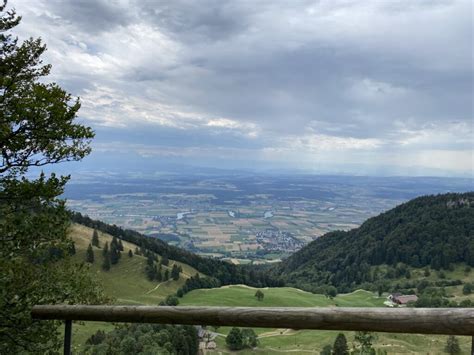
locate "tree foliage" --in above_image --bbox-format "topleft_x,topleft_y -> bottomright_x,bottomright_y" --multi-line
353,332 -> 376,355
91,229 -> 99,248
226,327 -> 243,350
226,327 -> 258,350
332,333 -> 349,355
83,323 -> 198,355
86,243 -> 94,263
0,2 -> 103,352
444,335 -> 461,355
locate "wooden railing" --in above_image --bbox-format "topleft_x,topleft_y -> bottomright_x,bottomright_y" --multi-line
32,305 -> 474,354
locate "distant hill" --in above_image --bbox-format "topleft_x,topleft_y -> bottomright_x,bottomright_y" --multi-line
273,192 -> 474,292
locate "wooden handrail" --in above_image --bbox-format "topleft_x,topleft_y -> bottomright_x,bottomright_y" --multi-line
32,305 -> 474,336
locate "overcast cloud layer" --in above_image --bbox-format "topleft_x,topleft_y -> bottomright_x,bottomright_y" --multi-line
13,0 -> 474,176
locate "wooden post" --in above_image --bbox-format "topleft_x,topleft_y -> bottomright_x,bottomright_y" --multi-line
64,320 -> 72,355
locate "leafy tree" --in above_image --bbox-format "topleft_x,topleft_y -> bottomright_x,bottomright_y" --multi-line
226,327 -> 243,350
241,328 -> 258,348
92,229 -> 100,247
128,249 -> 133,257
0,2 -> 102,352
462,283 -> 472,295
354,331 -> 376,355
444,335 -> 461,355
86,330 -> 106,345
255,290 -> 264,301
86,243 -> 94,263
332,333 -> 349,355
162,295 -> 179,306
377,284 -> 383,297
325,286 -> 338,299
321,345 -> 332,355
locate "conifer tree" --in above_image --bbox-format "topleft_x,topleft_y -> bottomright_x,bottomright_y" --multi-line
69,242 -> 76,255
102,250 -> 111,271
102,242 -> 109,257
332,333 -> 348,355
145,255 -> 156,280
164,269 -> 169,281
86,244 -> 94,263
171,264 -> 180,281
111,236 -> 118,250
91,229 -> 99,247
156,266 -> 163,282
128,249 -> 133,257
110,243 -> 120,265
445,336 -> 461,355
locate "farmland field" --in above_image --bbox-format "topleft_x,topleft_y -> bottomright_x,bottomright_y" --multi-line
65,174 -> 472,263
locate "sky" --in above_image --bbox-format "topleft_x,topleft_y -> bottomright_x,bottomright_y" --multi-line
11,0 -> 474,176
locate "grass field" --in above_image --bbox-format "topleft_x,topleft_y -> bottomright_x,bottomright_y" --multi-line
180,285 -> 472,354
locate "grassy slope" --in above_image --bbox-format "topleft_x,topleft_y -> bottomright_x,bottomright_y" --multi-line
69,223 -> 200,351
180,285 -> 472,354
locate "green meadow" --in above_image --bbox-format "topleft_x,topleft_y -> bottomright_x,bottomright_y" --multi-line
181,285 -> 472,354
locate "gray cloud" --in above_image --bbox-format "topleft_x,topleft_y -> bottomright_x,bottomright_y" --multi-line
11,0 -> 474,176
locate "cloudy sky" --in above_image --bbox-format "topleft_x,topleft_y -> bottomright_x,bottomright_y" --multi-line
12,0 -> 474,176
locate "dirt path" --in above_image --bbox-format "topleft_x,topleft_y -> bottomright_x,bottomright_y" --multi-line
145,280 -> 170,294
258,329 -> 293,338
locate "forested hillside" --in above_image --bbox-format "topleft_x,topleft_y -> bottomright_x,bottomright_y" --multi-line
273,193 -> 474,292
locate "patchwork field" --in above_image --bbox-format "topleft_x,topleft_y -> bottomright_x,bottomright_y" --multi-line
65,174 -> 473,263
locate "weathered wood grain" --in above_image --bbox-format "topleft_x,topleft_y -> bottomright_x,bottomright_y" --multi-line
31,306 -> 474,336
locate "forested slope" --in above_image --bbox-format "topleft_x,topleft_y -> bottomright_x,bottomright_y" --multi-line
273,192 -> 474,292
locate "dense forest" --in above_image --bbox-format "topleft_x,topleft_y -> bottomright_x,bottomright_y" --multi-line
273,193 -> 474,292
83,324 -> 198,354
71,212 -> 282,288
